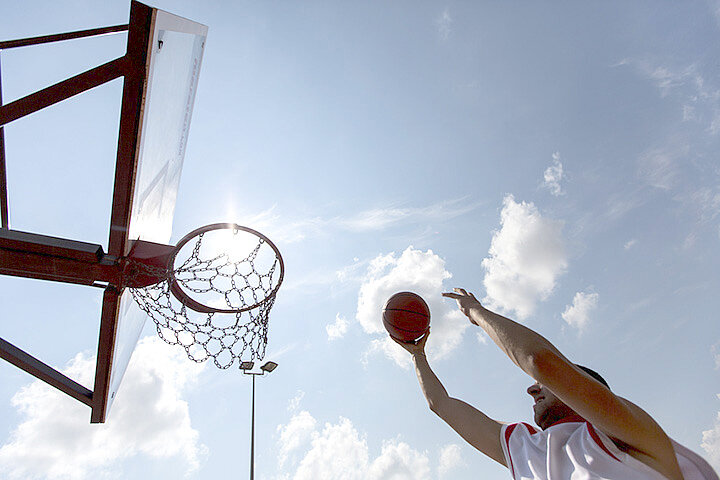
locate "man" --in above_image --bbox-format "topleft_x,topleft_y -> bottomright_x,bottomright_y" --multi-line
394,288 -> 718,480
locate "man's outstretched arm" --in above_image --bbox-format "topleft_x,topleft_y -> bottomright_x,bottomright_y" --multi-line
394,333 -> 506,466
443,288 -> 684,480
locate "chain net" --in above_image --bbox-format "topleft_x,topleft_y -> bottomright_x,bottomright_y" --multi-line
127,226 -> 283,369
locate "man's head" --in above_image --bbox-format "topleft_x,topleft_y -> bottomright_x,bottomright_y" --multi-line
526,365 -> 609,430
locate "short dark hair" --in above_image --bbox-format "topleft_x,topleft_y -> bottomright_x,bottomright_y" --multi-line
576,365 -> 610,389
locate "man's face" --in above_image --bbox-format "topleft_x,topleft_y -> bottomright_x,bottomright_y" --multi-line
526,382 -> 576,430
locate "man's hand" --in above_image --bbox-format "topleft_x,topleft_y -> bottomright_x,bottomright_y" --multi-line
442,288 -> 483,325
391,329 -> 430,356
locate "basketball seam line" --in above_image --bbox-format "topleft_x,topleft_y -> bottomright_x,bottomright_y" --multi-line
383,308 -> 429,316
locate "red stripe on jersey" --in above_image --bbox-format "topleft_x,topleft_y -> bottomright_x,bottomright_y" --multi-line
505,424 -> 518,478
586,423 -> 621,462
521,422 -> 538,434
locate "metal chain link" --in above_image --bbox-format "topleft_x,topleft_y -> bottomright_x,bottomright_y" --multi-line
126,231 -> 280,369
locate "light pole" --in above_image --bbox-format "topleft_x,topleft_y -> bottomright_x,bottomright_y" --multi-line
240,360 -> 278,480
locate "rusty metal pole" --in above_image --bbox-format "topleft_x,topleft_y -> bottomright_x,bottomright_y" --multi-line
0,51 -> 8,228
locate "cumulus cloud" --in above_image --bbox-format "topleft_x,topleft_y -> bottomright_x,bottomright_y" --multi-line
277,412 -> 431,480
278,410 -> 317,468
543,152 -> 565,196
438,444 -> 463,478
0,336 -> 206,480
326,313 -> 349,340
562,291 -> 599,331
482,195 -> 568,320
356,247 -> 467,367
701,394 -> 720,472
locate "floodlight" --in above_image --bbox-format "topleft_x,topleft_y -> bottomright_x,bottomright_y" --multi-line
261,361 -> 278,372
239,361 -> 254,370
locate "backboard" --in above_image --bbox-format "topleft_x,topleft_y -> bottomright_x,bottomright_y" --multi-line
0,1 -> 208,423
99,4 -> 208,424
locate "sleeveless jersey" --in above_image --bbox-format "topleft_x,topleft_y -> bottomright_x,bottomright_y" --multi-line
500,418 -> 718,480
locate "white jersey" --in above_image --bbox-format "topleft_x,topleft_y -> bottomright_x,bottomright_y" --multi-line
500,417 -> 718,480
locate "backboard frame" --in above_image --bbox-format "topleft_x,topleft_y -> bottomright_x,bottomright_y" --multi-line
0,1 -> 208,423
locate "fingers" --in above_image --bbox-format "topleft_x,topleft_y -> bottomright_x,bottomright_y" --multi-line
390,335 -> 409,347
390,333 -> 420,349
442,288 -> 474,298
417,328 -> 430,346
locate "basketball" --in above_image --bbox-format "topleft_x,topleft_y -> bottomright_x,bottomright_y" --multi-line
382,291 -> 431,342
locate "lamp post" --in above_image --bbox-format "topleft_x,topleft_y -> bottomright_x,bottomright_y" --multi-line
240,360 -> 278,480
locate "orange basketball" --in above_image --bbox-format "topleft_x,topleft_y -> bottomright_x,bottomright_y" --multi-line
382,291 -> 431,342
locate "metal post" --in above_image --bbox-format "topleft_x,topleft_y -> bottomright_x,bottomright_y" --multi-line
241,361 -> 276,479
250,373 -> 255,480
0,51 -> 8,228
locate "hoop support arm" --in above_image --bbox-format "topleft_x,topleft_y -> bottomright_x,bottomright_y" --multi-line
0,55 -> 128,128
0,24 -> 129,50
0,228 -> 121,286
0,336 -> 93,406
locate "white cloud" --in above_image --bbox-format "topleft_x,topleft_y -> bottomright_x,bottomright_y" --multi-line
0,337 -> 206,480
368,440 -> 432,480
637,145 -> 687,191
701,394 -> 720,472
438,444 -> 464,478
712,0 -> 720,26
619,59 -> 720,135
336,257 -> 365,282
644,63 -> 696,97
327,313 -> 349,340
356,247 -> 468,367
679,186 -> 720,224
482,195 -> 568,320
683,232 -> 698,250
712,343 -> 720,370
624,239 -> 638,250
436,9 -> 452,41
562,291 -> 599,331
339,198 -> 479,232
277,410 -> 317,468
293,417 -> 369,480
241,199 -> 480,245
277,412 -> 431,480
543,152 -> 565,196
288,390 -> 306,412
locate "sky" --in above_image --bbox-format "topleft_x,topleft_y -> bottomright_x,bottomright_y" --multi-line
1,1 -> 720,479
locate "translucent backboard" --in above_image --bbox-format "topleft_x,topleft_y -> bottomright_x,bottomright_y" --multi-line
104,9 -> 207,418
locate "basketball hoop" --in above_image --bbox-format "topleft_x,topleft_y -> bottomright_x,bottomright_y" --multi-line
123,223 -> 284,369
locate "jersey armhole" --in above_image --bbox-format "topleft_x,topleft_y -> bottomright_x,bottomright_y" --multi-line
501,423 -> 518,479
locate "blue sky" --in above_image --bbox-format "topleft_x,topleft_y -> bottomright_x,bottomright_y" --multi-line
1,1 -> 719,479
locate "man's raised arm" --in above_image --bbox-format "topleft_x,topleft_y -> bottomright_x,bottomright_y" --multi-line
443,288 -> 684,480
393,333 -> 507,466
